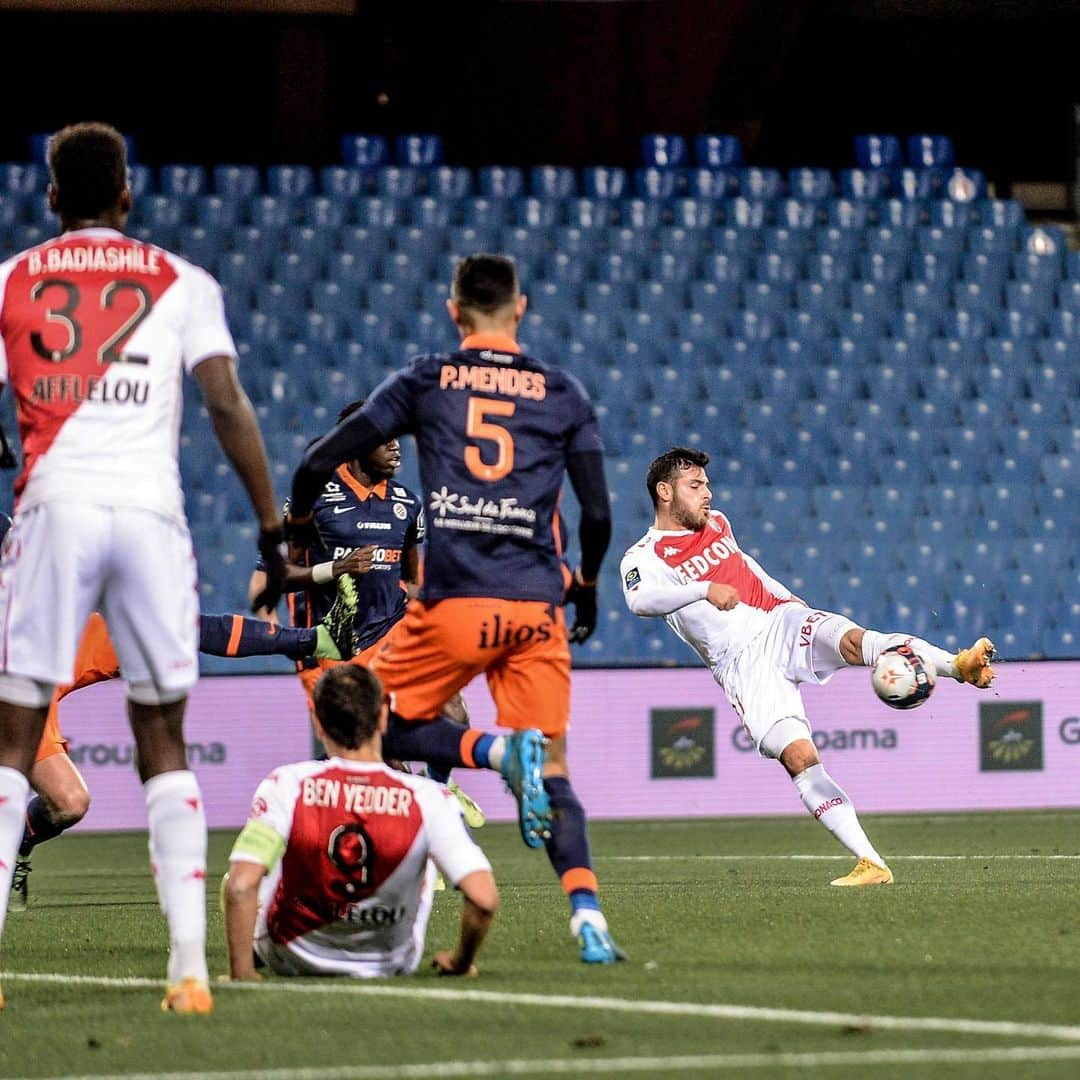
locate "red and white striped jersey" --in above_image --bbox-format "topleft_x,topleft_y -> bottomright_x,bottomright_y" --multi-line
621,510 -> 795,674
0,228 -> 235,521
231,758 -> 490,976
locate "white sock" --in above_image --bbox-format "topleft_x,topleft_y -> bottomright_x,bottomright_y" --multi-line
145,770 -> 208,985
487,736 -> 506,772
792,763 -> 885,866
860,630 -> 957,679
0,767 -> 29,940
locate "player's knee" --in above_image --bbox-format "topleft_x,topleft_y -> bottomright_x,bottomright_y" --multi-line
839,627 -> 865,666
441,693 -> 469,727
49,785 -> 90,827
779,738 -> 820,777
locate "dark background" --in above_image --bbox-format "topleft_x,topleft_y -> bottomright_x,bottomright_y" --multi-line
1,0 -> 1078,186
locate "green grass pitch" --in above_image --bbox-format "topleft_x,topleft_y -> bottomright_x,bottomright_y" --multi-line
2,811 -> 1079,1079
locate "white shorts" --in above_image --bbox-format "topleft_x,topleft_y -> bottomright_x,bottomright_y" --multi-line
720,605 -> 857,757
0,502 -> 199,697
254,862 -> 436,978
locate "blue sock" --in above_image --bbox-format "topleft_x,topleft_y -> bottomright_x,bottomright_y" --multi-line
471,734 -> 496,770
542,776 -> 600,914
426,764 -> 451,784
19,796 -> 66,857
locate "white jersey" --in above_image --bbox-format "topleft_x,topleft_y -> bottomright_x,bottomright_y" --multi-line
621,510 -> 796,676
0,227 -> 235,522
230,758 -> 490,978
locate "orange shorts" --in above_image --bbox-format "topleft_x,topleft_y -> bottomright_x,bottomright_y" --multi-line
370,598 -> 571,737
34,700 -> 69,764
296,637 -> 385,713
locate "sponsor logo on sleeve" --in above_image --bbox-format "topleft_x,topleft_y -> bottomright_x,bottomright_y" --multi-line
980,702 -> 1043,771
651,708 -> 715,779
624,567 -> 641,590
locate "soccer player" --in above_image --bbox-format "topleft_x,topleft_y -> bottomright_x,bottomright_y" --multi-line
225,664 -> 497,980
621,447 -> 996,886
9,598 -> 356,911
288,254 -> 624,963
0,122 -> 287,1013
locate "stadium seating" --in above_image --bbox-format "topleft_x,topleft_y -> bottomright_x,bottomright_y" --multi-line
0,132 -> 1075,669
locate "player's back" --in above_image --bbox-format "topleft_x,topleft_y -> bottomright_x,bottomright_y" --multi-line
0,228 -> 233,521
363,334 -> 601,606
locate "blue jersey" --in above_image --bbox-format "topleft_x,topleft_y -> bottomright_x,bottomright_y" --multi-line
313,465 -> 425,652
360,333 -> 602,606
266,469 -> 424,655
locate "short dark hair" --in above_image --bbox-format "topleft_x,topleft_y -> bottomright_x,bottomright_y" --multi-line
646,447 -> 710,509
48,122 -> 128,220
451,253 -> 519,316
336,399 -> 365,424
312,665 -> 384,750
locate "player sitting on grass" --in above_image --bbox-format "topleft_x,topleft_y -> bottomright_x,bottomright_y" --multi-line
9,580 -> 356,912
621,447 -> 995,887
224,664 -> 498,980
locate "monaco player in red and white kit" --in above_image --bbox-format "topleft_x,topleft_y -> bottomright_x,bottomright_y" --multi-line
225,665 -> 497,980
0,123 -> 287,1013
621,448 -> 996,887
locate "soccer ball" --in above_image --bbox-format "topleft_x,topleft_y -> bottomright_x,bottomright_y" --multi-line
871,643 -> 936,710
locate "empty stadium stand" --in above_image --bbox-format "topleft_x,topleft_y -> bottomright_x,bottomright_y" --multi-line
1,131 -> 1075,671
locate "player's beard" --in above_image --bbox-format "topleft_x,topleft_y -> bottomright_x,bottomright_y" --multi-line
671,494 -> 710,531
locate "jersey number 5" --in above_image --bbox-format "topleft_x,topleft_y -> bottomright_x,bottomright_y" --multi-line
465,396 -> 515,482
29,278 -> 153,365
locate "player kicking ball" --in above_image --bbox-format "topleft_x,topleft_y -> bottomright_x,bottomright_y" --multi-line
621,448 -> 995,886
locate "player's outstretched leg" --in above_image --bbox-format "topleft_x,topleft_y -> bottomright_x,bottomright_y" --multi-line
540,774 -> 626,962
858,630 -> 995,688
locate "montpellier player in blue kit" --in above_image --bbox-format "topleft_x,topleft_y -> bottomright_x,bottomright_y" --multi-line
289,255 -> 623,963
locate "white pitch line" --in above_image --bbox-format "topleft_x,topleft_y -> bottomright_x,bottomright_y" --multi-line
10,1045 -> 1080,1080
604,853 -> 1080,861
7,972 -> 1080,1044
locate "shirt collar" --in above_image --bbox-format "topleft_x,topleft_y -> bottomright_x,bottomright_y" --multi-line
60,228 -> 126,240
336,464 -> 387,501
460,332 -> 521,354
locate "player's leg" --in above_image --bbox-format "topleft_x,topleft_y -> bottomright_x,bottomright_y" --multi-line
198,578 -> 358,662
798,607 -> 994,687
0,504 -> 102,1001
12,750 -> 92,911
731,620 -> 890,886
372,600 -> 547,844
491,605 -> 625,962
104,509 -> 211,1014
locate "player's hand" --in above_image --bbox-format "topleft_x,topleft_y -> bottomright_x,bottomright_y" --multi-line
252,525 -> 287,613
706,582 -> 739,611
431,951 -> 478,977
333,545 -> 377,577
565,571 -> 598,644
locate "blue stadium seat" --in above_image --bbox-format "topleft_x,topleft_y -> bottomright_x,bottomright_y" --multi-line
742,281 -> 791,316
213,165 -> 260,198
939,309 -> 991,341
875,197 -> 924,228
617,198 -> 665,229
794,279 -> 843,318
823,199 -> 872,229
374,167 -> 422,199
839,168 -> 890,199
848,281 -> 895,321
960,250 -> 1010,288
928,200 -> 976,229
581,166 -> 628,199
754,252 -> 801,285
952,280 -> 1000,316
0,163 -> 45,194
1048,310 -> 1080,338
529,165 -> 576,199
394,134 -> 443,167
909,249 -> 961,283
854,134 -> 903,169
893,167 -> 945,200
770,198 -> 815,230
710,225 -> 759,257
805,250 -> 855,283
341,134 -> 389,167
663,197 -> 710,230
156,164 -> 204,198
856,251 -> 903,285
787,167 -> 833,200
248,195 -> 294,230
354,196 -> 401,228
908,133 -> 955,169
694,134 -> 743,168
891,308 -> 941,341
642,134 -> 688,167
320,166 -> 366,198
267,165 -> 315,199
411,196 -> 454,229
943,167 -> 986,201
421,166 -> 468,198
995,308 -> 1046,340
916,225 -> 965,256
738,167 -> 783,200
510,197 -> 555,228
759,225 -> 809,255
864,226 -> 911,257
634,167 -> 681,199
687,168 -> 740,199
193,195 -> 241,230
722,197 -> 769,229
974,199 -> 1023,230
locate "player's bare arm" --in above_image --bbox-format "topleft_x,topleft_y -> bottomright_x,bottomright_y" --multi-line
280,546 -> 377,592
563,450 -> 612,643
432,868 -> 498,977
223,860 -> 267,982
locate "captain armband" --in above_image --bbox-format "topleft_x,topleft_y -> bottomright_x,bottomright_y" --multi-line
230,820 -> 286,870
